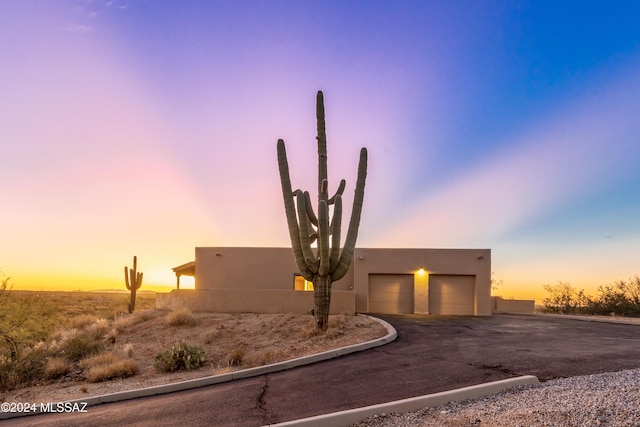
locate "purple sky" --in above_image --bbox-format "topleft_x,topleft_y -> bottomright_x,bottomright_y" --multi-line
2,1 -> 640,300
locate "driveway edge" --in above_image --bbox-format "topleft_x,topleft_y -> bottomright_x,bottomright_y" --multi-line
268,375 -> 540,427
0,314 -> 397,420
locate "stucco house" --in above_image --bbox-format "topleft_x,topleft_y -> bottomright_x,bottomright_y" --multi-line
158,247 -> 492,316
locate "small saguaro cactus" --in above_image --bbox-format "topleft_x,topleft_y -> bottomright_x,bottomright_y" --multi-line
125,256 -> 143,314
277,90 -> 367,331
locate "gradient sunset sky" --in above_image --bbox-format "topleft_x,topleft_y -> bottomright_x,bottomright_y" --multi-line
2,1 -> 640,301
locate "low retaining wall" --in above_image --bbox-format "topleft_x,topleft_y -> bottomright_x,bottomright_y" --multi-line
156,289 -> 356,315
492,296 -> 535,314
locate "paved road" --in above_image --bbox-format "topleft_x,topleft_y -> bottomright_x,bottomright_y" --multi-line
6,314 -> 640,426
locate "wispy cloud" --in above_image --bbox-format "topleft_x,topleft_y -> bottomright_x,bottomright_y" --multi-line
375,63 -> 640,248
66,23 -> 93,33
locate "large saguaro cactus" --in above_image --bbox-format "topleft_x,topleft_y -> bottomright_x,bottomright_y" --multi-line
277,91 -> 367,331
124,256 -> 143,314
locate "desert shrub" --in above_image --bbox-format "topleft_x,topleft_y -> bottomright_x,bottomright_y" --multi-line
542,282 -> 590,314
68,314 -> 99,330
85,319 -> 110,341
153,342 -> 206,372
44,357 -> 72,379
226,348 -> 244,366
581,277 -> 640,316
543,276 -> 640,317
105,328 -> 118,344
0,346 -> 51,391
81,352 -> 139,382
62,331 -> 104,361
166,307 -> 197,326
79,352 -> 119,369
0,279 -> 60,357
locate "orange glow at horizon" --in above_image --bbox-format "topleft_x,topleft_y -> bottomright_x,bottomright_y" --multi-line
6,272 -> 194,293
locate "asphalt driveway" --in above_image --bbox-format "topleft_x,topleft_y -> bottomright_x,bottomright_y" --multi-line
6,314 -> 640,426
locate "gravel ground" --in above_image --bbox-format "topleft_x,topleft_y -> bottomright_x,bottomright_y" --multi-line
353,368 -> 640,427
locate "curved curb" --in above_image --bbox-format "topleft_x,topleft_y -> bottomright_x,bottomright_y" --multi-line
0,314 -> 397,420
268,375 -> 540,427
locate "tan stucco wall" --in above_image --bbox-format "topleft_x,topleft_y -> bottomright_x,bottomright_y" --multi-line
156,289 -> 355,315
195,247 -> 353,291
190,247 -> 491,316
492,296 -> 535,314
352,248 -> 492,316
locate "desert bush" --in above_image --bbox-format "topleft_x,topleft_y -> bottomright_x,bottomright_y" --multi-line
85,319 -> 110,341
153,342 -> 206,372
0,279 -> 60,358
61,331 -> 104,361
68,314 -> 99,330
44,357 -> 72,379
79,352 -> 119,369
0,346 -> 51,391
166,307 -> 197,326
226,348 -> 244,366
542,282 -> 590,314
586,277 -> 640,316
543,276 -> 640,317
81,352 -> 139,382
105,328 -> 118,344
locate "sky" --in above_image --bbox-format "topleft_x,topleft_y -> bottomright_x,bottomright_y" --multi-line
2,1 -> 640,301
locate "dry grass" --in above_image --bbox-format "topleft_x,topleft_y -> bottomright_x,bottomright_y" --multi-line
226,348 -> 245,366
68,314 -> 100,330
166,307 -> 197,326
44,357 -> 71,379
0,291 -> 388,403
79,352 -> 118,369
81,353 -> 139,383
85,361 -> 139,383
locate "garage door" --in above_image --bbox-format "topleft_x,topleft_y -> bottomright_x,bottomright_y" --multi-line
368,274 -> 414,314
429,275 -> 475,315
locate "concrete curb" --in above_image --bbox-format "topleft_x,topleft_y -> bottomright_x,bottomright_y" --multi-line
0,314 -> 397,420
268,375 -> 540,427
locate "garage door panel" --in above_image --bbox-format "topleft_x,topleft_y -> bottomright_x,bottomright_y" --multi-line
369,274 -> 414,314
429,275 -> 475,315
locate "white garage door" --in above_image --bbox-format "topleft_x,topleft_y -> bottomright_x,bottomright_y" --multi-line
429,275 -> 475,315
368,274 -> 414,314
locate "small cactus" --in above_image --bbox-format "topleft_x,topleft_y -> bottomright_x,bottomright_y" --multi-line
124,256 -> 143,314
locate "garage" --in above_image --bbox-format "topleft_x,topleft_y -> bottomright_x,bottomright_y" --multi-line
368,274 -> 414,314
429,275 -> 475,315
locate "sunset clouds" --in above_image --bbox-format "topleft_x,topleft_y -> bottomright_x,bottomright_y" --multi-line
2,2 -> 640,299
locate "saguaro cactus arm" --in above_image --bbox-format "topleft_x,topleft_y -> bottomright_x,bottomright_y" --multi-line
277,139 -> 314,280
295,190 -> 319,273
333,147 -> 367,281
328,180 -> 346,205
329,195 -> 342,271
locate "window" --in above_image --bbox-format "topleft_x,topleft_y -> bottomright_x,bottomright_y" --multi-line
294,275 -> 314,291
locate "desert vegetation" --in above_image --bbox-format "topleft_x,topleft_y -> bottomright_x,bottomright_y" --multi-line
0,277 -> 154,392
0,281 -> 386,402
543,276 -> 640,316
